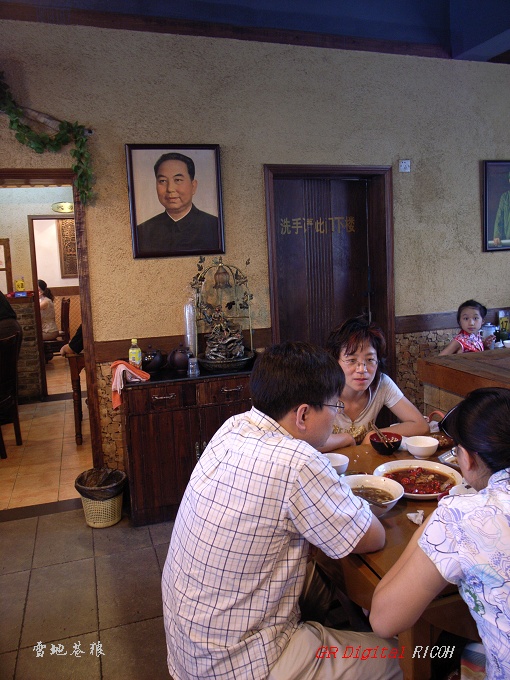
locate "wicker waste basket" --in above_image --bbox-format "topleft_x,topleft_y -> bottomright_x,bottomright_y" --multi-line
75,468 -> 127,528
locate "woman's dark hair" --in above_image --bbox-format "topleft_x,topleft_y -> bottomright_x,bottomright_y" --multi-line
250,341 -> 344,421
441,387 -> 510,473
325,316 -> 386,380
38,280 -> 54,301
456,299 -> 487,326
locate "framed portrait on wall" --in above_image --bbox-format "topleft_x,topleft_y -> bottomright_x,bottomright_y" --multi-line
125,144 -> 225,258
483,160 -> 510,251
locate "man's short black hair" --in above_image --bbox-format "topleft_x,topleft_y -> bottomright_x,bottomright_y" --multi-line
249,341 -> 344,421
154,152 -> 195,180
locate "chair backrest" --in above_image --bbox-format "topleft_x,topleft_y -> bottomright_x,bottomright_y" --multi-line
60,297 -> 71,343
0,334 -> 19,403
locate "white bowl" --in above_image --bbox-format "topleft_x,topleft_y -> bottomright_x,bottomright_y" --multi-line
373,459 -> 462,499
342,474 -> 404,517
324,453 -> 349,475
503,340 -> 510,349
406,435 -> 439,459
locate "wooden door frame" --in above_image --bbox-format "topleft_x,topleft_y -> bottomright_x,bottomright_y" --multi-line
0,168 -> 103,466
264,164 -> 396,378
27,213 -> 79,399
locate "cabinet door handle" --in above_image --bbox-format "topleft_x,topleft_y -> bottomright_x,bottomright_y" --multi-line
220,386 -> 243,393
152,393 -> 177,401
195,442 -> 200,461
202,441 -> 207,452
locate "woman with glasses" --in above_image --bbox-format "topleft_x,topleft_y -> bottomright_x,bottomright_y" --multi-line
320,316 -> 428,451
370,388 -> 510,679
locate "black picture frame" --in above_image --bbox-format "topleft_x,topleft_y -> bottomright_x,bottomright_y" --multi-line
126,144 -> 225,258
483,160 -> 510,251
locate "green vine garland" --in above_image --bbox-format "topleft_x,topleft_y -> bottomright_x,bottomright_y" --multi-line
0,72 -> 94,204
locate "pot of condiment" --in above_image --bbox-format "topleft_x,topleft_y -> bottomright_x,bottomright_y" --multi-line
167,343 -> 189,373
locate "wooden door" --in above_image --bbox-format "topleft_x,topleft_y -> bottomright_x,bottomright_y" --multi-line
265,165 -> 395,376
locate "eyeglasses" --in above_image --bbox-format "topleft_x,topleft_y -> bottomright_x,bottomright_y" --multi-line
439,403 -> 459,439
321,401 -> 345,414
340,358 -> 378,370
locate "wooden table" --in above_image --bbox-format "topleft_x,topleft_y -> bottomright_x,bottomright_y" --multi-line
418,347 -> 510,396
66,353 -> 85,445
317,444 -> 480,680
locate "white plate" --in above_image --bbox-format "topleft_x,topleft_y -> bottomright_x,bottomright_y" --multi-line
373,459 -> 462,499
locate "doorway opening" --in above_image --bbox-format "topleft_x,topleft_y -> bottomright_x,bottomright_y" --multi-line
0,168 -> 103,510
28,214 -> 81,399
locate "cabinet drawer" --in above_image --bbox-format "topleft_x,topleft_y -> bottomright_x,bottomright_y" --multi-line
125,382 -> 196,414
197,376 -> 250,406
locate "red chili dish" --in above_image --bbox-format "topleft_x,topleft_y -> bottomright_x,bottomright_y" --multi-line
383,466 -> 455,495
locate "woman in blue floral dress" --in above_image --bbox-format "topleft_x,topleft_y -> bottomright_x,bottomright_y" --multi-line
370,387 -> 510,679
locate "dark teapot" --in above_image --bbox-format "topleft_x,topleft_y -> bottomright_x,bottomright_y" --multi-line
142,345 -> 165,373
167,343 -> 190,373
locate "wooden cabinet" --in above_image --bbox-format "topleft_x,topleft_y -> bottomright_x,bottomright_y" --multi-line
123,372 -> 251,525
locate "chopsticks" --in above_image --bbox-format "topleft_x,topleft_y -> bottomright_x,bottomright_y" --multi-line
373,424 -> 391,449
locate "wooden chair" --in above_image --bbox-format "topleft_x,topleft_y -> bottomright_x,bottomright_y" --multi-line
44,297 -> 71,362
0,333 -> 22,459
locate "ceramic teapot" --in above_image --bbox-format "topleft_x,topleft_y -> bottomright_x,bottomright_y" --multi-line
167,343 -> 189,373
141,345 -> 165,373
480,323 -> 497,338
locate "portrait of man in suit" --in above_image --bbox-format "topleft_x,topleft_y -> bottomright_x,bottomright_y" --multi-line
126,145 -> 225,258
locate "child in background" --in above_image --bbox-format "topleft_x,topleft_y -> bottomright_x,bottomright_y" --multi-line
440,299 -> 494,355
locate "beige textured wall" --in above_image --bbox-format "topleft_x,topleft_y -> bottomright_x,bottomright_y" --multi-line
1,20 -> 510,342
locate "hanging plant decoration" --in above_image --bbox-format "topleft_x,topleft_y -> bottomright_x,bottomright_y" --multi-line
0,72 -> 94,204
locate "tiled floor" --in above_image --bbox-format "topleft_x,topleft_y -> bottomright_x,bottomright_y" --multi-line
0,357 -> 174,679
0,508 -> 174,680
0,355 -> 93,510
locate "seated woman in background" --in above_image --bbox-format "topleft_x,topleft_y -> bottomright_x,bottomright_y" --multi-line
320,316 -> 428,451
38,279 -> 59,340
370,388 -> 510,679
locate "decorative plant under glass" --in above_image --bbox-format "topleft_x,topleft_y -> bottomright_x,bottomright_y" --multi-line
190,256 -> 254,371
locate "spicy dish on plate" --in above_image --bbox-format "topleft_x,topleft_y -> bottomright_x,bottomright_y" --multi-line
373,459 -> 462,499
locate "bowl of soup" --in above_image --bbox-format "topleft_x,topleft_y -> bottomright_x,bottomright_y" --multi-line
373,460 -> 462,499
343,474 -> 404,517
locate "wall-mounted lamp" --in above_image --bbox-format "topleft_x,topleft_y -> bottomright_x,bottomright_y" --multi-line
51,202 -> 74,213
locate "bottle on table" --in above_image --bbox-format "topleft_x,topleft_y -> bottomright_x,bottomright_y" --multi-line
128,339 -> 142,369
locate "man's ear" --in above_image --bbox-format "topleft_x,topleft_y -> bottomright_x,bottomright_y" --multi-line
294,404 -> 310,433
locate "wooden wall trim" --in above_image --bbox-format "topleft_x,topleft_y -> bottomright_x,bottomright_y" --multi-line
94,337 -> 190,364
51,286 -> 80,296
94,328 -> 273,363
395,308 -> 501,334
0,169 -> 73,186
0,3 -> 450,59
